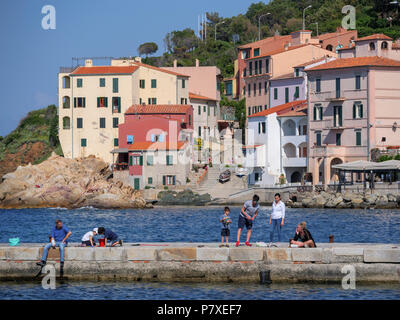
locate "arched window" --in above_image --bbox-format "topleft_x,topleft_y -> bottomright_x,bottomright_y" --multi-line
62,96 -> 70,109
326,44 -> 333,51
381,41 -> 388,50
369,42 -> 376,51
63,117 -> 70,129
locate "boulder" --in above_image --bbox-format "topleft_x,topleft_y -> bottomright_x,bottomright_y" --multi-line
311,195 -> 326,208
325,196 -> 343,208
301,197 -> 313,207
387,193 -> 397,202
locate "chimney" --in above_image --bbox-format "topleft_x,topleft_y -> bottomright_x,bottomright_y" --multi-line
195,59 -> 199,67
134,56 -> 142,63
85,59 -> 93,67
173,59 -> 177,68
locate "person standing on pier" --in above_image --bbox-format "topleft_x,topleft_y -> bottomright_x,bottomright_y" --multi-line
269,193 -> 285,246
236,194 -> 260,247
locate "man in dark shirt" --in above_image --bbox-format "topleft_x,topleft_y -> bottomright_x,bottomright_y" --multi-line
98,227 -> 123,247
290,222 -> 316,248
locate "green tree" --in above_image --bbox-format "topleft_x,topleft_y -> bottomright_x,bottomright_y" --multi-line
138,42 -> 158,57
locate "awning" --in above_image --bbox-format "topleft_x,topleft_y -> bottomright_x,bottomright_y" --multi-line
110,148 -> 128,154
332,160 -> 400,171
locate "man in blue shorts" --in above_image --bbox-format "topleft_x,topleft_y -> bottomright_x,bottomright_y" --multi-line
236,194 -> 260,247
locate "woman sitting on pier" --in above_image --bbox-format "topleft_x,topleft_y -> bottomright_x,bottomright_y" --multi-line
290,222 -> 316,248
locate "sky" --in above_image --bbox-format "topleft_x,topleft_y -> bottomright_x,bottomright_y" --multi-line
0,0 -> 265,137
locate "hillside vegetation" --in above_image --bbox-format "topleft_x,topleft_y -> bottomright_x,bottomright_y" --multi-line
0,105 -> 63,178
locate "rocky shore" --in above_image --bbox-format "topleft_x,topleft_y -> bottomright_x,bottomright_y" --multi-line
288,190 -> 400,209
157,189 -> 211,206
0,154 -> 147,209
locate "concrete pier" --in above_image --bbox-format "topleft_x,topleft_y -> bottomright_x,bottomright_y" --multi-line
0,243 -> 399,283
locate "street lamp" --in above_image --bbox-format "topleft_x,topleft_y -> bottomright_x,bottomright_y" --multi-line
214,21 -> 226,41
303,5 -> 312,31
258,13 -> 271,40
311,22 -> 319,37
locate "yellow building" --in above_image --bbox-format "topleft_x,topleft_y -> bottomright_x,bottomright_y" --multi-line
58,58 -> 189,163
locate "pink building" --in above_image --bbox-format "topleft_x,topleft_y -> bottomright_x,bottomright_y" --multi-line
306,35 -> 400,185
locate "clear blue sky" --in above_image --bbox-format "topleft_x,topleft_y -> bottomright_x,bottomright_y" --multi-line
0,0 -> 264,137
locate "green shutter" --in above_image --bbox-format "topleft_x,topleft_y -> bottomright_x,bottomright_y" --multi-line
353,104 -> 356,119
83,97 -> 86,108
313,106 -> 317,121
360,104 -> 363,118
162,176 -> 166,186
81,138 -> 87,147
148,177 -> 153,184
105,97 -> 108,107
114,138 -> 118,147
118,97 -> 121,113
139,156 -> 143,166
129,156 -> 133,166
113,78 -> 118,93
172,176 -> 176,185
97,97 -> 100,108
74,98 -> 77,108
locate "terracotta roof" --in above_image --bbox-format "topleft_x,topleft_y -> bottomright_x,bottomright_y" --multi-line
189,92 -> 217,101
71,66 -> 139,75
238,34 -> 291,49
315,29 -> 356,41
306,56 -> 400,71
245,44 -> 309,60
248,100 -> 307,118
270,72 -> 297,81
277,104 -> 307,117
125,104 -> 191,115
294,56 -> 334,68
128,141 -> 186,151
130,61 -> 190,77
355,34 -> 392,42
392,43 -> 400,49
337,44 -> 355,51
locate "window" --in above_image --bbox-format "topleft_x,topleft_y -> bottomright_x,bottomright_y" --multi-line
152,98 -> 157,104
336,133 -> 341,146
356,130 -> 362,146
99,78 -> 105,87
148,177 -> 153,184
265,59 -> 269,73
243,68 -> 247,77
207,105 -> 210,116
294,86 -> 300,99
248,84 -> 251,97
226,81 -> 233,95
369,42 -> 375,51
265,105 -> 268,110
285,87 -> 289,103
63,117 -> 70,130
81,138 -> 87,147
254,48 -> 260,57
316,78 -> 321,93
382,41 -> 388,50
335,78 -> 341,98
77,118 -> 83,129
198,106 -> 201,115
99,118 -> 106,128
255,61 -> 258,75
97,97 -> 108,108
353,102 -> 363,119
333,105 -> 343,127
259,82 -> 262,95
248,107 -> 251,115
262,122 -> 266,134
127,135 -> 133,145
113,117 -> 119,128
259,60 -> 262,74
253,83 -> 256,96
182,79 -> 186,88
213,106 -> 216,117
139,79 -> 145,88
166,155 -> 173,166
313,104 -> 323,121
249,62 -> 253,76
77,78 -> 83,88
295,69 -> 300,77
316,132 -> 321,146
147,155 -> 154,166
112,97 -> 121,113
74,97 -> 86,108
264,81 -> 268,94
203,105 -> 206,113
189,114 -> 192,125
355,75 -> 361,90
163,175 -> 176,186
132,156 -> 143,166
258,122 -> 261,134
151,79 -> 157,88
114,138 -> 118,147
274,88 -> 278,100
112,78 -> 118,93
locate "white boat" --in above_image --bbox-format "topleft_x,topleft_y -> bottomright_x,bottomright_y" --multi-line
235,167 -> 249,177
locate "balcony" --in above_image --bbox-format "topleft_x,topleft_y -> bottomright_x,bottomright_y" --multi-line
312,145 -> 368,158
282,157 -> 306,167
281,135 -> 306,147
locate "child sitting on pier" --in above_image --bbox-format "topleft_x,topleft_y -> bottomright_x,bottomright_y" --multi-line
219,207 -> 232,247
81,228 -> 98,247
97,227 -> 123,247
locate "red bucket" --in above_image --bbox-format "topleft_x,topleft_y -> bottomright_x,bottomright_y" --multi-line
98,239 -> 105,247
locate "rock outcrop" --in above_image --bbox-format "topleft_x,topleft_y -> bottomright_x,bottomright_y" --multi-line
157,188 -> 211,206
288,190 -> 400,209
0,153 -> 146,209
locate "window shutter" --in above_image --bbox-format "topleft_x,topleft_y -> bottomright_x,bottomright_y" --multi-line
353,104 -> 356,119
105,97 -> 108,107
313,106 -> 317,121
162,176 -> 166,186
83,98 -> 86,108
74,98 -> 77,108
360,104 -> 363,118
173,176 -> 176,185
139,156 -> 143,166
97,98 -> 100,108
320,107 -> 323,120
129,156 -> 133,166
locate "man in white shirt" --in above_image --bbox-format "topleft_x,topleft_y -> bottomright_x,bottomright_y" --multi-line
269,193 -> 285,245
81,228 -> 98,247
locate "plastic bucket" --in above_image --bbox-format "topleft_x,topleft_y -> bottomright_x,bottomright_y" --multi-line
9,238 -> 20,246
98,238 -> 105,247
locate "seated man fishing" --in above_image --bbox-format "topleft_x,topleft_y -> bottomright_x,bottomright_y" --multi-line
290,221 -> 316,248
37,219 -> 72,267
